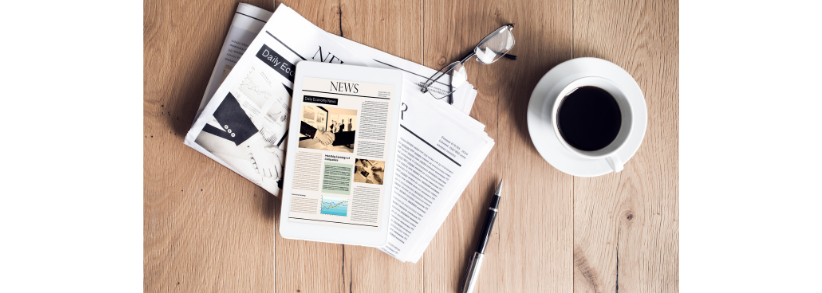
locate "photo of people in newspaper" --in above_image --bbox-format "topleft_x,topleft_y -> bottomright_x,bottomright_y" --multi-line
298,105 -> 357,153
194,64 -> 291,194
353,159 -> 385,185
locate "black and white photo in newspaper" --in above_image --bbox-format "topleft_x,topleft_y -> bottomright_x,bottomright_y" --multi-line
196,3 -> 273,119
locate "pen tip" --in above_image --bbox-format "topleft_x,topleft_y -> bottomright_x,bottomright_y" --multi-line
496,179 -> 503,196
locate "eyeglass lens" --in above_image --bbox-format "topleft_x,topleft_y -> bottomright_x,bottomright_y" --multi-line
474,26 -> 515,64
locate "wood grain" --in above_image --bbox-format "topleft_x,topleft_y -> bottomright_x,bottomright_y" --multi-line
420,0 -> 576,292
274,0 -> 427,292
144,1 -> 279,292
572,0 -> 679,292
336,1 -> 426,293
266,2 -> 350,293
143,0 -> 678,292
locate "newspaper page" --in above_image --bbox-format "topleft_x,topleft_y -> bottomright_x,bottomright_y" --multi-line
380,81 -> 494,262
196,3 -> 273,119
287,76 -> 398,229
185,4 -> 382,196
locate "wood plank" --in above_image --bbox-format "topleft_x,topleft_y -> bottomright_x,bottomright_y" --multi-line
144,0 -> 679,292
572,0 -> 679,292
421,0 -> 575,292
144,0 -> 279,292
336,0 -> 426,292
271,2 -> 350,293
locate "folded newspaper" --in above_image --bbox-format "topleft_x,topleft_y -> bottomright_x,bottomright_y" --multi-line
186,3 -> 493,263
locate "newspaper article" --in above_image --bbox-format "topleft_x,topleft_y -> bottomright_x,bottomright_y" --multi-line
379,84 -> 494,262
288,77 -> 397,230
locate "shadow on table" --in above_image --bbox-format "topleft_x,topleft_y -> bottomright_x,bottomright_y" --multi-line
258,187 -> 280,222
504,56 -> 574,155
166,53 -> 216,139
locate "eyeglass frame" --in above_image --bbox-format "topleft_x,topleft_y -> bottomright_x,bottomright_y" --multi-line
420,24 -> 517,104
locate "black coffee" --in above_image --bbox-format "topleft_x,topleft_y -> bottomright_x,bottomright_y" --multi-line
556,86 -> 622,151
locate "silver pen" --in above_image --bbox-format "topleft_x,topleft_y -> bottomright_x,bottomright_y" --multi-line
462,179 -> 503,293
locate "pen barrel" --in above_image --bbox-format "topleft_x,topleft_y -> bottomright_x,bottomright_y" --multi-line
461,252 -> 484,293
475,209 -> 497,254
489,194 -> 501,209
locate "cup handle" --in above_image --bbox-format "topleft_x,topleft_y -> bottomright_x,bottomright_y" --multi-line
606,155 -> 624,173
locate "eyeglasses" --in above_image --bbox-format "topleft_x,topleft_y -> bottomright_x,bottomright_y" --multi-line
420,24 -> 516,104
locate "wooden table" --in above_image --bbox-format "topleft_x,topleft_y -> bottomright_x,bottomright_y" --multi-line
144,0 -> 678,292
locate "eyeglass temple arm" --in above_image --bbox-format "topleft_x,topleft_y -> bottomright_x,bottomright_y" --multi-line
459,51 -> 476,63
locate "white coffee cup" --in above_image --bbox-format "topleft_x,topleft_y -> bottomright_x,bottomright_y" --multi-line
549,76 -> 634,173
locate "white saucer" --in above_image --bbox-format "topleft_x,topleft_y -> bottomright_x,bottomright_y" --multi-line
527,57 -> 647,177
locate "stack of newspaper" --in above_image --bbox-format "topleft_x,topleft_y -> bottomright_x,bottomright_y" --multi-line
186,3 -> 494,263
